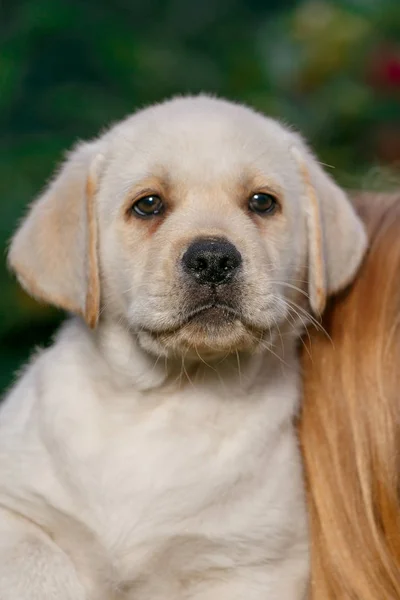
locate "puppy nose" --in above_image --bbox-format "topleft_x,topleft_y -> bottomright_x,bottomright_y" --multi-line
182,237 -> 242,285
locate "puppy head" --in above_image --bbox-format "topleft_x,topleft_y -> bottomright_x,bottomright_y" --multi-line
8,96 -> 367,359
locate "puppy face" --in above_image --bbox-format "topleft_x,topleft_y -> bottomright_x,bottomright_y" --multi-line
8,96 -> 367,360
96,102 -> 308,357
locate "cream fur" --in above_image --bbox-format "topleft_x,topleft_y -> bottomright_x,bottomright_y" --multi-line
1,96 -> 367,599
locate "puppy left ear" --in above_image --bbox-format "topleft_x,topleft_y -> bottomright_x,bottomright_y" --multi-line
8,141 -> 105,328
291,142 -> 367,316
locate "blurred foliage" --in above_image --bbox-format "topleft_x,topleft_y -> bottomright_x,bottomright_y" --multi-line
0,0 -> 400,392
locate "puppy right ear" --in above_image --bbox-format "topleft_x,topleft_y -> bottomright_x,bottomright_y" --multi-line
8,141 -> 105,328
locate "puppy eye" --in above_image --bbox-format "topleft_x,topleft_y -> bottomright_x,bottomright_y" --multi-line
248,193 -> 278,215
132,195 -> 164,218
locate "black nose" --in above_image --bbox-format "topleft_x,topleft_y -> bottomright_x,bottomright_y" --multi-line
182,237 -> 242,285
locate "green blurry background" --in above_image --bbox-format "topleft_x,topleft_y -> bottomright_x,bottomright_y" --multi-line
1,0 -> 400,393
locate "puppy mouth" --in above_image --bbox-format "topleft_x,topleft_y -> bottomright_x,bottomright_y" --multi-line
138,285 -> 272,357
184,302 -> 239,326
142,301 -> 241,338
137,293 -> 271,356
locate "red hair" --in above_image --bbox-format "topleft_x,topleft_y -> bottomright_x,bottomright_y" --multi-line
300,192 -> 400,599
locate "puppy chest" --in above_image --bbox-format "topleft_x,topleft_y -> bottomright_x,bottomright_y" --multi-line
83,414 -> 305,582
104,476 -> 304,589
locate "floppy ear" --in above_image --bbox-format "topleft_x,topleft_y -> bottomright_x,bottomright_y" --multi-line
291,143 -> 367,316
8,141 -> 105,328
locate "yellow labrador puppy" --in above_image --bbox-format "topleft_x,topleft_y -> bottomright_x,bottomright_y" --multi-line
0,96 -> 366,600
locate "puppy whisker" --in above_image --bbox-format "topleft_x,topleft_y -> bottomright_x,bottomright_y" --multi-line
235,349 -> 242,387
269,281 -> 310,299
279,297 -> 332,344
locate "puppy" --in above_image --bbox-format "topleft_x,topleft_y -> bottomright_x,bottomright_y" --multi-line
0,96 -> 366,600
